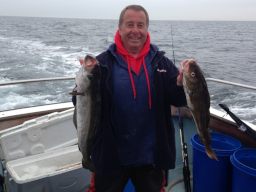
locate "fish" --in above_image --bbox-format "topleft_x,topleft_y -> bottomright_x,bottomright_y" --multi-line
181,59 -> 218,160
70,54 -> 101,171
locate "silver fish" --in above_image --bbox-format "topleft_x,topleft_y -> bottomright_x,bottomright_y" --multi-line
71,54 -> 101,171
182,59 -> 218,160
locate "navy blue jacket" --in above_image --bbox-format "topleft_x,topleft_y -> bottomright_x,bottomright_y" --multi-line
90,44 -> 186,175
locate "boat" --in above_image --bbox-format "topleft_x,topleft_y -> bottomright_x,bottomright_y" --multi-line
0,77 -> 255,192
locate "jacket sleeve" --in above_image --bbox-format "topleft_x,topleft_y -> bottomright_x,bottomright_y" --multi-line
168,77 -> 187,107
165,57 -> 187,107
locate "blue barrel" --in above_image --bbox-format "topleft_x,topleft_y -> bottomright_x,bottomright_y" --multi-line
191,132 -> 241,192
230,148 -> 256,192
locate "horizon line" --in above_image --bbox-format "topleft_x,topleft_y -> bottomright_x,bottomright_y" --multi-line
0,15 -> 256,22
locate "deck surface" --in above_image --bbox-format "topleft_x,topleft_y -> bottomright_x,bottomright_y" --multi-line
166,117 -> 195,192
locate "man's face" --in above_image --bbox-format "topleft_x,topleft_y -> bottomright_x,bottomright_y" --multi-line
119,9 -> 148,55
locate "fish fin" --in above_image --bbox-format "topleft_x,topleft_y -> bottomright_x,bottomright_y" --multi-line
190,110 -> 200,133
206,148 -> 218,161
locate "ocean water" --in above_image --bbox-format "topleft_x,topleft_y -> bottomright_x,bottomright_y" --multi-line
0,16 -> 255,124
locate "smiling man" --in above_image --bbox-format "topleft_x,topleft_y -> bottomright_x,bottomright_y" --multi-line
74,4 -> 187,192
118,6 -> 149,57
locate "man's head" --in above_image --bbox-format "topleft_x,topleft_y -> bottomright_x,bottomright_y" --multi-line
118,5 -> 149,55
118,5 -> 149,27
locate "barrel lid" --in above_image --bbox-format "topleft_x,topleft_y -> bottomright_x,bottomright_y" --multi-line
191,132 -> 241,156
230,148 -> 256,177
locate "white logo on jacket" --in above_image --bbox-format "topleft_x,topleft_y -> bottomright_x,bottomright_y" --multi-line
157,68 -> 167,73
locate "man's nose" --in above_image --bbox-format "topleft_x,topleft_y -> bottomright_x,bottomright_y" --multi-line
131,26 -> 140,33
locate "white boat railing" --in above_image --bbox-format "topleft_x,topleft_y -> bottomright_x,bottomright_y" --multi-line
1,76 -> 255,127
0,76 -> 75,86
206,78 -> 256,90
0,76 -> 255,90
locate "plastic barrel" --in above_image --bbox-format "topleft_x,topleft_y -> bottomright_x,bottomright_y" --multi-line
230,148 -> 256,192
191,132 -> 241,192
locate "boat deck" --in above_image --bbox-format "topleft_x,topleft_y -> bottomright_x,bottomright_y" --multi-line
166,117 -> 195,192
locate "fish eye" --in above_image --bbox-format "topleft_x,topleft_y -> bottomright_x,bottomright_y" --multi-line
191,72 -> 195,77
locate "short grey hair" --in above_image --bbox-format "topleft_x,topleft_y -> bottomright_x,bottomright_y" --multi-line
118,5 -> 149,27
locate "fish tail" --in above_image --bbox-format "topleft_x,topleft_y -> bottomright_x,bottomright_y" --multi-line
206,147 -> 218,161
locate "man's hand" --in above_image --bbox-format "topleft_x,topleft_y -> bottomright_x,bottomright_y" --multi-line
176,59 -> 187,86
177,59 -> 195,86
177,69 -> 183,86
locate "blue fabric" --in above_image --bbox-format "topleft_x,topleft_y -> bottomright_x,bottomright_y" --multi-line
110,47 -> 157,166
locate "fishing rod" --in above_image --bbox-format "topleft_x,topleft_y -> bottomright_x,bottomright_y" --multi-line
170,25 -> 176,65
163,24 -> 176,187
178,110 -> 192,192
219,103 -> 256,140
170,25 -> 192,192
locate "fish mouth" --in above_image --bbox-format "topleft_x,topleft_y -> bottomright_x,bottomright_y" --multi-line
181,59 -> 197,75
85,54 -> 99,66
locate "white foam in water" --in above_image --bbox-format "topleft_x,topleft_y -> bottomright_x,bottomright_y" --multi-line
0,68 -> 11,72
0,37 -> 97,110
0,92 -> 54,111
5,37 -> 70,68
0,76 -> 11,83
229,92 -> 256,124
0,35 -> 8,41
11,38 -> 63,53
0,92 -> 28,110
230,105 -> 256,123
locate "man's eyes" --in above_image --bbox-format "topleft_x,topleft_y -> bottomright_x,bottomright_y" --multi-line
127,23 -> 134,27
126,23 -> 145,28
137,24 -> 144,28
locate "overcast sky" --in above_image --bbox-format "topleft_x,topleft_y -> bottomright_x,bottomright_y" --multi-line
0,0 -> 255,21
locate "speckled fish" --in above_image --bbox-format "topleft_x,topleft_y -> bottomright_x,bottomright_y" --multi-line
182,59 -> 218,160
71,54 -> 101,171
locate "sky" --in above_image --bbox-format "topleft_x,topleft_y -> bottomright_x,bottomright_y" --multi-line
0,0 -> 255,21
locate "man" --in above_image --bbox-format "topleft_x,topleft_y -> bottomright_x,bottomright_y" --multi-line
78,4 -> 187,192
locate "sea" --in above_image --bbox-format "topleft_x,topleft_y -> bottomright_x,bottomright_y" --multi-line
0,16 -> 255,124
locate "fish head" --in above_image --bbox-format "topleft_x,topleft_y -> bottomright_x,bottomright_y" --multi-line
182,59 -> 203,86
75,55 -> 96,93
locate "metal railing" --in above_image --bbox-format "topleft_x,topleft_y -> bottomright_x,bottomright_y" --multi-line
0,76 -> 255,90
206,78 -> 256,90
0,76 -> 75,86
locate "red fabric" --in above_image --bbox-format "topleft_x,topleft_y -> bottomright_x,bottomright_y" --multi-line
86,173 -> 96,192
142,59 -> 152,109
114,30 -> 150,75
86,171 -> 166,191
114,30 -> 152,109
160,171 -> 166,192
